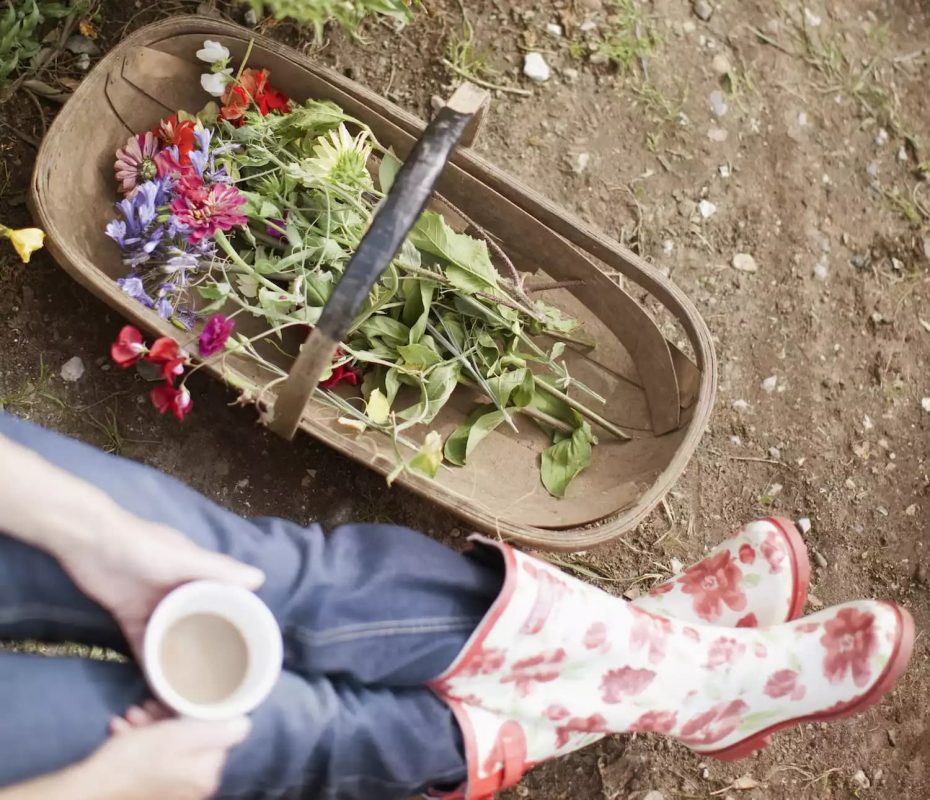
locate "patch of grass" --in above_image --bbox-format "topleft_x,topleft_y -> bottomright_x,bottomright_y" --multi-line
0,355 -> 63,412
632,80 -> 686,126
877,183 -> 929,226
248,0 -> 415,39
87,408 -> 127,454
592,0 -> 660,75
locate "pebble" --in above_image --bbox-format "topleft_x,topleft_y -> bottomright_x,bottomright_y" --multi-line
562,67 -> 580,83
698,199 -> 717,218
65,34 -> 99,55
898,145 -> 908,161
921,397 -> 930,413
545,22 -> 563,37
730,435 -> 742,446
875,127 -> 889,146
571,152 -> 591,174
643,792 -> 665,800
60,356 -> 85,382
579,20 -> 598,33
693,0 -> 713,21
850,770 -> 870,790
906,504 -> 917,516
76,52 -> 91,71
732,253 -> 758,273
523,52 -> 551,82
814,259 -> 829,281
719,163 -> 731,178
761,375 -> 778,393
682,20 -> 697,33
804,7 -> 822,26
732,399 -> 749,412
662,239 -> 675,255
768,446 -> 781,460
866,161 -> 880,179
244,7 -> 258,26
711,53 -> 731,74
813,550 -> 828,568
707,126 -> 729,142
709,89 -> 728,117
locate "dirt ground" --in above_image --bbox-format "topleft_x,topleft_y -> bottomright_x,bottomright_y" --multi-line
1,0 -> 928,797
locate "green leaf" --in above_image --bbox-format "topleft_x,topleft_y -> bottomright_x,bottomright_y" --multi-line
409,431 -> 443,478
399,363 -> 459,425
366,388 -> 391,425
385,367 -> 403,406
444,404 -> 502,466
409,211 -> 499,295
530,378 -> 583,427
540,423 -> 595,498
401,277 -> 435,343
358,315 -> 410,345
378,149 -> 402,194
398,342 -> 441,369
486,368 -> 527,409
236,273 -> 259,299
512,368 -> 535,408
259,200 -> 281,220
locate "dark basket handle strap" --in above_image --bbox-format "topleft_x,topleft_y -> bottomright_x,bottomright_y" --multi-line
268,84 -> 489,439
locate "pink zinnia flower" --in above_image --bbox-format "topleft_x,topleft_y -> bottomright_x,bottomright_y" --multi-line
199,314 -> 236,357
115,132 -> 161,196
170,176 -> 247,244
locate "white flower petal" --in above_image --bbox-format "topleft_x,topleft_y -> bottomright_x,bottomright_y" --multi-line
196,39 -> 230,64
200,70 -> 232,97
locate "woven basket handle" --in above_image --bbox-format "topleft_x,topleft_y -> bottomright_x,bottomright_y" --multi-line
268,84 -> 489,439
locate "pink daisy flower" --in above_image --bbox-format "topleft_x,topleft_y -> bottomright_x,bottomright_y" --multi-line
170,176 -> 248,244
114,132 -> 161,196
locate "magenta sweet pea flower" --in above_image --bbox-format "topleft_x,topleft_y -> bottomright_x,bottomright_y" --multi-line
199,314 -> 236,357
170,176 -> 247,244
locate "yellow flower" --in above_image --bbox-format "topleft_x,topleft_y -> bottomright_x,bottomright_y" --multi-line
1,226 -> 46,263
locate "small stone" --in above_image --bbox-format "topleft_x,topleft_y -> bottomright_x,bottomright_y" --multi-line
803,7 -> 822,26
813,550 -> 828,568
523,52 -> 551,82
545,22 -> 563,37
719,163 -> 731,178
643,792 -> 665,800
732,253 -> 758,273
863,415 -> 874,430
768,446 -> 781,460
562,67 -> 580,83
887,729 -> 897,746
866,161 -> 880,179
898,146 -> 908,162
682,20 -> 697,33
693,0 -> 713,21
236,478 -> 249,489
698,199 -> 717,218
761,375 -> 778,393
579,20 -> 598,33
662,239 -> 675,255
707,126 -> 729,142
670,557 -> 684,573
906,504 -> 917,516
808,593 -> 824,609
732,399 -> 749,412
875,127 -> 889,146
850,770 -> 870,791
709,90 -> 728,117
244,7 -> 258,25
921,397 -> 930,413
571,152 -> 591,174
76,52 -> 91,71
730,435 -> 742,446
711,53 -> 731,74
65,34 -> 99,55
589,51 -> 610,65
814,260 -> 829,281
60,356 -> 85,382
873,769 -> 884,784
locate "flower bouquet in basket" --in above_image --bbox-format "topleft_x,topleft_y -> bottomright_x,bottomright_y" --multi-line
104,40 -> 625,498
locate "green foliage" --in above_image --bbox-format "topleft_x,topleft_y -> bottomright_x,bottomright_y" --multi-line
0,0 -> 71,89
248,0 -> 415,38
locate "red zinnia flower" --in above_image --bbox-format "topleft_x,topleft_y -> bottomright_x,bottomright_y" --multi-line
153,114 -> 197,166
677,550 -> 748,622
111,325 -> 147,367
151,383 -> 193,421
820,607 -> 877,687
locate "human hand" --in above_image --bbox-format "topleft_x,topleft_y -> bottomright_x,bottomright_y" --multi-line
62,517 -> 265,657
76,707 -> 251,800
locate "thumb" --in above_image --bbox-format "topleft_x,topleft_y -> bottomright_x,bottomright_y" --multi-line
184,548 -> 266,591
160,716 -> 253,752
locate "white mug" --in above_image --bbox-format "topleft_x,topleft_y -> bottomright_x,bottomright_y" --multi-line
143,580 -> 283,721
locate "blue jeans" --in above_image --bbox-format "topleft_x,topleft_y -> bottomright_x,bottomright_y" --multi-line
0,412 -> 503,798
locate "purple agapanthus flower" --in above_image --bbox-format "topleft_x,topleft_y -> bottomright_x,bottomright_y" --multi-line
106,178 -> 172,268
116,276 -> 155,308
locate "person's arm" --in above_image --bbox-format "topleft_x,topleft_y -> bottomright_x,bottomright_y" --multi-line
0,715 -> 251,800
0,432 -> 265,655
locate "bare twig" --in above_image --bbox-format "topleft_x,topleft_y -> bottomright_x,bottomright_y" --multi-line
441,59 -> 532,97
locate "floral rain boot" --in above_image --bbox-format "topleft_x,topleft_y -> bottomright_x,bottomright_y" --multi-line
632,516 -> 811,627
429,538 -> 914,800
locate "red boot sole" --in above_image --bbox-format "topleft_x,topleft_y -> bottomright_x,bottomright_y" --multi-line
700,603 -> 915,761
766,516 -> 813,622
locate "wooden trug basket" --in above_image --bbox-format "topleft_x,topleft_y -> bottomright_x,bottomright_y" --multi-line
30,17 -> 717,552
